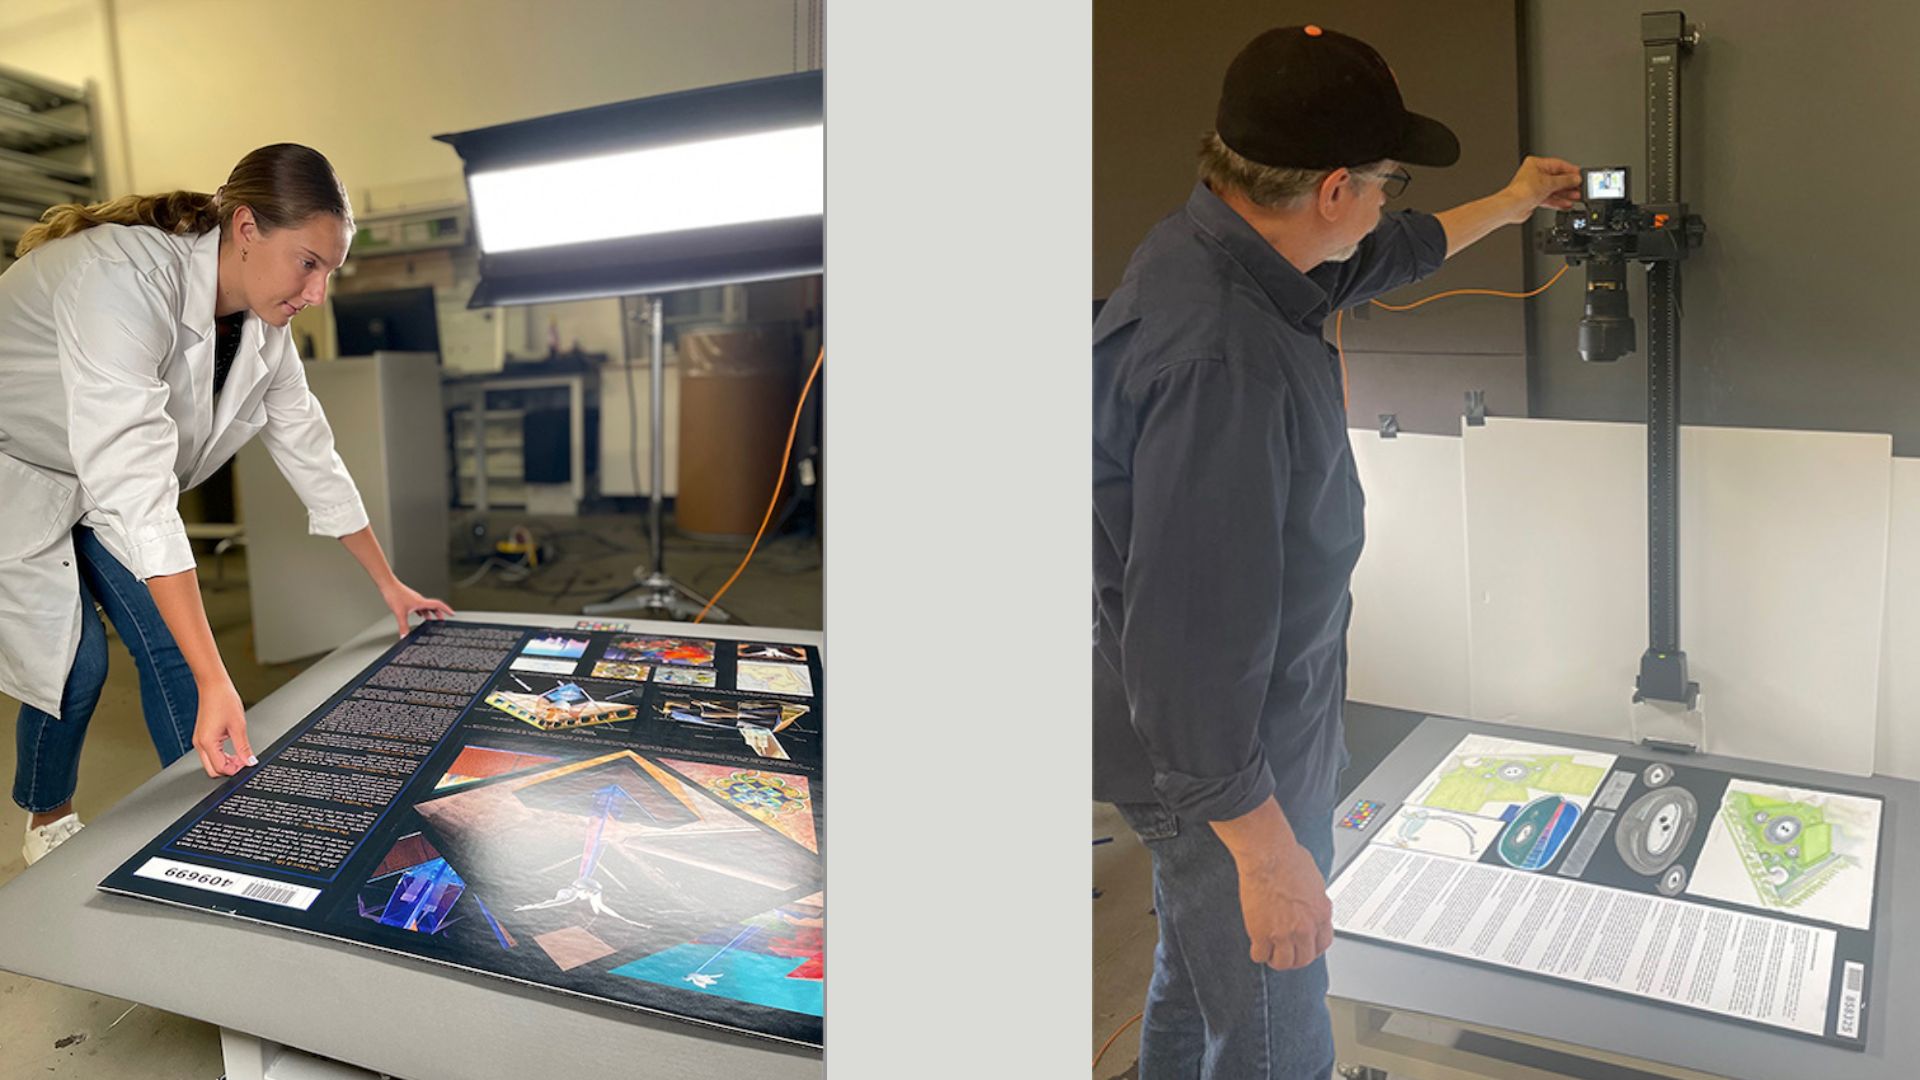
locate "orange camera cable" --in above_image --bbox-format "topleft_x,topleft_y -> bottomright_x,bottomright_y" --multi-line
693,346 -> 825,625
1333,261 -> 1570,406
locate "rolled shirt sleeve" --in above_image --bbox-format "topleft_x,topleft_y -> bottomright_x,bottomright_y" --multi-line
1120,357 -> 1290,822
54,259 -> 195,581
255,342 -> 369,537
1317,209 -> 1448,312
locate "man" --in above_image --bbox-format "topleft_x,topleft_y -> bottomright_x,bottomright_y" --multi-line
1093,25 -> 1579,1079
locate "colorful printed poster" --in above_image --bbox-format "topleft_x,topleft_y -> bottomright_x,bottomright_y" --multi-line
1687,779 -> 1882,931
523,634 -> 589,659
607,636 -> 716,667
1405,733 -> 1615,819
590,661 -> 652,683
739,643 -> 808,663
101,621 -> 825,1047
736,661 -> 814,697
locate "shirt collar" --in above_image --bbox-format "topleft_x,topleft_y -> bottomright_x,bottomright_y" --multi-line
1183,182 -> 1329,327
179,226 -> 222,342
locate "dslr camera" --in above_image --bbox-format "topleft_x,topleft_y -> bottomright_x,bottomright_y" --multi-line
1537,166 -> 1706,362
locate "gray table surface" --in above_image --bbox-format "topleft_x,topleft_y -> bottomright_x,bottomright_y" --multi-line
1329,715 -> 1910,1080
0,612 -> 824,1080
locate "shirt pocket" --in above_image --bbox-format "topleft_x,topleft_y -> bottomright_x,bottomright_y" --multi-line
0,454 -> 77,560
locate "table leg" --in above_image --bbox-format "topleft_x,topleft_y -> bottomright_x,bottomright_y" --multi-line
1328,996 -> 1730,1080
219,1027 -> 387,1080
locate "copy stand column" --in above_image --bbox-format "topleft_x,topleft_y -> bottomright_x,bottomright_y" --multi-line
1630,11 -> 1702,750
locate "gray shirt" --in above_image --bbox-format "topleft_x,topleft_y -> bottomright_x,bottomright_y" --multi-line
1093,182 -> 1447,825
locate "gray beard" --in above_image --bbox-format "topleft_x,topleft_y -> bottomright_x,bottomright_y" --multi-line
1325,242 -> 1360,262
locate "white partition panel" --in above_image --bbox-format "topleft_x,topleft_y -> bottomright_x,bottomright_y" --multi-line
1878,458 -> 1920,780
1461,419 -> 1644,738
1678,426 -> 1890,776
1347,432 -> 1471,717
1462,418 -> 1890,776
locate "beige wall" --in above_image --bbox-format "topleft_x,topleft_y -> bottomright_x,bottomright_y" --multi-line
0,0 -> 132,194
1,0 -> 813,364
3,0 -> 806,198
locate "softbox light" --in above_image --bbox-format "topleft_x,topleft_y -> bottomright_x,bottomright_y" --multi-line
436,70 -> 823,308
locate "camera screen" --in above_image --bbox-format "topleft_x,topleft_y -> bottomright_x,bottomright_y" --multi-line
1585,168 -> 1628,201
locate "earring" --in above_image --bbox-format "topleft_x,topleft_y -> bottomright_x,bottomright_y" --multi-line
242,248 -> 248,262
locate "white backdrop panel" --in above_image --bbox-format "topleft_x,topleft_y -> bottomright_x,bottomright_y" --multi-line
1877,458 -> 1920,780
1461,419 -> 1643,739
1347,432 -> 1471,717
1462,418 -> 1889,776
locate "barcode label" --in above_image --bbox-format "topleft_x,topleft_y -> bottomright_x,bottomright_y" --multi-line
243,882 -> 300,905
1837,961 -> 1866,1039
132,857 -> 319,911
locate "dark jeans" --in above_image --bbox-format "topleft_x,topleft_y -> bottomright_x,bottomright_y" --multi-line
13,527 -> 196,813
1116,800 -> 1337,1080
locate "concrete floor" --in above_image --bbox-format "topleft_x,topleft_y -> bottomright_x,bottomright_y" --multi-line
1091,703 -> 1422,1080
0,510 -> 820,1079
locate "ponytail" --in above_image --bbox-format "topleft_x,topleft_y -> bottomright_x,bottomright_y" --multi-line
15,191 -> 220,258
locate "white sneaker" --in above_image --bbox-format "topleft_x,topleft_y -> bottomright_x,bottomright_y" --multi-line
23,813 -> 84,866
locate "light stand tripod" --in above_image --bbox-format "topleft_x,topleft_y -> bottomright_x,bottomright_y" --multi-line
584,295 -> 731,622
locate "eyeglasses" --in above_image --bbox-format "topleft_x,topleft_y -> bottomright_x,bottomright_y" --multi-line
1374,168 -> 1413,199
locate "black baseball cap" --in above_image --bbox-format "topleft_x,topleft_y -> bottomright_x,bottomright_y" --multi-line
1216,25 -> 1460,170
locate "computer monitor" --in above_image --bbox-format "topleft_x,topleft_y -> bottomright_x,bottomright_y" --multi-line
332,286 -> 441,358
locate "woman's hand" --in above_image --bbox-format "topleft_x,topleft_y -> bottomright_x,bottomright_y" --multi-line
339,528 -> 456,636
380,580 -> 455,637
193,679 -> 255,777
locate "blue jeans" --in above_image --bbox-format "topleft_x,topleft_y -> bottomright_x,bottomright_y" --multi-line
13,527 -> 197,813
1116,800 -> 1336,1080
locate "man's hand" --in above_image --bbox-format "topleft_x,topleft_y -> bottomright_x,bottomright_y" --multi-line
1235,841 -> 1335,970
1209,797 -> 1334,971
192,679 -> 255,777
380,580 -> 455,637
1500,155 -> 1582,222
1438,155 -> 1582,258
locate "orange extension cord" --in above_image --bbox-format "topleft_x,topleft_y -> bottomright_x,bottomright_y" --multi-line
1092,1011 -> 1144,1070
1333,262 -> 1571,406
693,346 -> 825,624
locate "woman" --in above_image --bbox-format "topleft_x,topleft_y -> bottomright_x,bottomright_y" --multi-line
0,143 -> 453,865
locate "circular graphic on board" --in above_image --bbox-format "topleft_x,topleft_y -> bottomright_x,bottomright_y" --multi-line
1496,795 -> 1581,871
1659,864 -> 1689,896
1614,787 -> 1699,875
1642,763 -> 1673,788
1765,815 -> 1803,845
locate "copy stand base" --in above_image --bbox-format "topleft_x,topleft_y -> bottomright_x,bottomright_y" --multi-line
1631,690 -> 1706,755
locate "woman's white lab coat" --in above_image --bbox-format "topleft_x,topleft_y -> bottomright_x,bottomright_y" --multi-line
0,223 -> 367,715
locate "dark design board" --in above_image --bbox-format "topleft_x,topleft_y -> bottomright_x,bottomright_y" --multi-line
101,621 -> 825,1047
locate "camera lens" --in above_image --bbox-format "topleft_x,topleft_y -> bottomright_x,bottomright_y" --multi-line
1578,253 -> 1635,362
